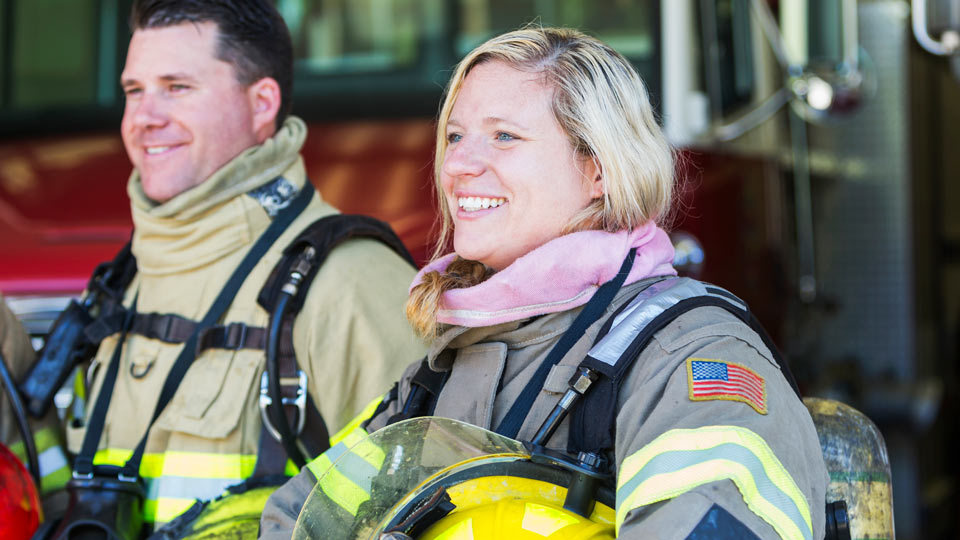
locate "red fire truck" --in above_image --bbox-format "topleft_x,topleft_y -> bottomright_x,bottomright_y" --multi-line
2,1 -> 958,538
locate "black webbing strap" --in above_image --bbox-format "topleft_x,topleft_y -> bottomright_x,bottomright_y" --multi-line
73,181 -> 314,480
196,323 -> 275,354
494,249 -> 636,440
387,358 -> 448,426
252,393 -> 329,477
73,296 -> 137,477
568,293 -> 802,459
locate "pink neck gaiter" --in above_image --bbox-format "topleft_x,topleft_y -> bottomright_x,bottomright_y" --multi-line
412,222 -> 677,327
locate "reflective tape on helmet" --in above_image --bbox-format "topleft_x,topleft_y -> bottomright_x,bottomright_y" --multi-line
9,426 -> 71,493
616,426 -> 812,540
306,426 -> 387,516
94,448 -> 258,525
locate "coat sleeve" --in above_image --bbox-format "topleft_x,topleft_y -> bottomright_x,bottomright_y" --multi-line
613,308 -> 828,540
260,467 -> 318,539
0,294 -> 71,495
293,238 -> 426,434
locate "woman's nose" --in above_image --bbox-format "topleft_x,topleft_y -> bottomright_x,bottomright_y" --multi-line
442,137 -> 486,178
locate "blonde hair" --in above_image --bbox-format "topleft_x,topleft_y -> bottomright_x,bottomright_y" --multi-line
407,26 -> 676,338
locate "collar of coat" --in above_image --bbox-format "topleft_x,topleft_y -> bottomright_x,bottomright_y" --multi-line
426,277 -> 662,372
128,117 -> 311,275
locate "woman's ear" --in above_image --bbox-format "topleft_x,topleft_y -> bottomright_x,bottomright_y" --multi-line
585,158 -> 604,199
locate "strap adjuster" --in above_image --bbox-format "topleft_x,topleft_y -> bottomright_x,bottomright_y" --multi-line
259,370 -> 308,442
224,322 -> 249,350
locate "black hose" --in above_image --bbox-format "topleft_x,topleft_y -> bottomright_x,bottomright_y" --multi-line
0,351 -> 41,487
266,292 -> 307,468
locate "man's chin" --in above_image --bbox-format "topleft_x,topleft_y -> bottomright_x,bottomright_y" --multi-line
140,175 -> 187,204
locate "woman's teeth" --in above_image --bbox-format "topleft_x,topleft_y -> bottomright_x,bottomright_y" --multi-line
458,197 -> 506,212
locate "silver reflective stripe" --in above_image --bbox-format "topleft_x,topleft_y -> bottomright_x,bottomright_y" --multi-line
330,447 -> 380,491
586,278 -> 745,368
325,441 -> 350,464
616,443 -> 812,540
38,445 -> 68,476
145,475 -> 240,501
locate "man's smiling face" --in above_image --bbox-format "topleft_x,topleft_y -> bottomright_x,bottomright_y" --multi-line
120,21 -> 260,203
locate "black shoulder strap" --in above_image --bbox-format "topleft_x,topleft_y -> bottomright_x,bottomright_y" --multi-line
385,358 -> 448,426
567,277 -> 800,459
257,213 -> 415,313
252,214 -> 417,474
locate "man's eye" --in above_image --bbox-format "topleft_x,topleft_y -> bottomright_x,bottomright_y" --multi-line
496,132 -> 516,142
446,133 -> 462,144
123,87 -> 142,97
170,84 -> 190,92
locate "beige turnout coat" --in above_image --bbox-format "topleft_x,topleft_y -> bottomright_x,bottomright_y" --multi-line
262,277 -> 828,539
66,118 -> 424,526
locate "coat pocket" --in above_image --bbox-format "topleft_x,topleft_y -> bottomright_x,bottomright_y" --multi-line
153,349 -> 261,439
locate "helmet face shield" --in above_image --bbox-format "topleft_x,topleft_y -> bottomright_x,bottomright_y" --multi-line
294,417 -> 528,540
294,417 -> 614,540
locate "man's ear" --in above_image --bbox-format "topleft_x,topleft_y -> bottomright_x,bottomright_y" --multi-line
248,77 -> 282,142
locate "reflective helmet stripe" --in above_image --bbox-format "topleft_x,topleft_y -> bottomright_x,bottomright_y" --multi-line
9,426 -> 70,493
616,426 -> 812,540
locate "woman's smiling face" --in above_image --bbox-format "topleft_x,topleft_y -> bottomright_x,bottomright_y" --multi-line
440,60 -> 603,271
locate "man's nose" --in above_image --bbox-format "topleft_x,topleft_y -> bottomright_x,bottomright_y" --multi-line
126,91 -> 168,129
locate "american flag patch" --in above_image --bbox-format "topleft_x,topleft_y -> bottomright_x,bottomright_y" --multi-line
687,358 -> 767,414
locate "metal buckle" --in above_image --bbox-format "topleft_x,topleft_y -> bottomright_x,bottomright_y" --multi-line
117,472 -> 139,483
259,370 -> 308,442
72,470 -> 94,480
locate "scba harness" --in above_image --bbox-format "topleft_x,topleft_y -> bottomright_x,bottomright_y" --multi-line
383,274 -> 850,540
21,181 -> 415,540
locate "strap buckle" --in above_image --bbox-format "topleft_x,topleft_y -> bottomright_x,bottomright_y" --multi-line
72,470 -> 94,480
259,370 -> 308,442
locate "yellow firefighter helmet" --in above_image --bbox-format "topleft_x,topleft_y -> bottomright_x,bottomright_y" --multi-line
293,417 -> 614,540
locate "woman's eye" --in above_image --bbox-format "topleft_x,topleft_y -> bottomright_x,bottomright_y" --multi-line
496,132 -> 516,142
446,133 -> 462,144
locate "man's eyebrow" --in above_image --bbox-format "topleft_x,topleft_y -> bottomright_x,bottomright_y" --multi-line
120,73 -> 199,86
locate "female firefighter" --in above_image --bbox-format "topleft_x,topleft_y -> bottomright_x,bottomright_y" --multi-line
261,27 -> 829,540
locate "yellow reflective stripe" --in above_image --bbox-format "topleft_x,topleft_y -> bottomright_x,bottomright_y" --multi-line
9,426 -> 61,457
94,449 -> 256,479
45,463 -> 71,491
305,425 -> 389,516
93,449 -> 256,524
329,393 -> 385,447
312,452 -> 371,516
616,426 -> 812,540
144,497 -> 197,526
8,427 -> 70,493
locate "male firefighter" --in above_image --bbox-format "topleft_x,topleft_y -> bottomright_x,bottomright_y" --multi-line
29,0 -> 424,534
